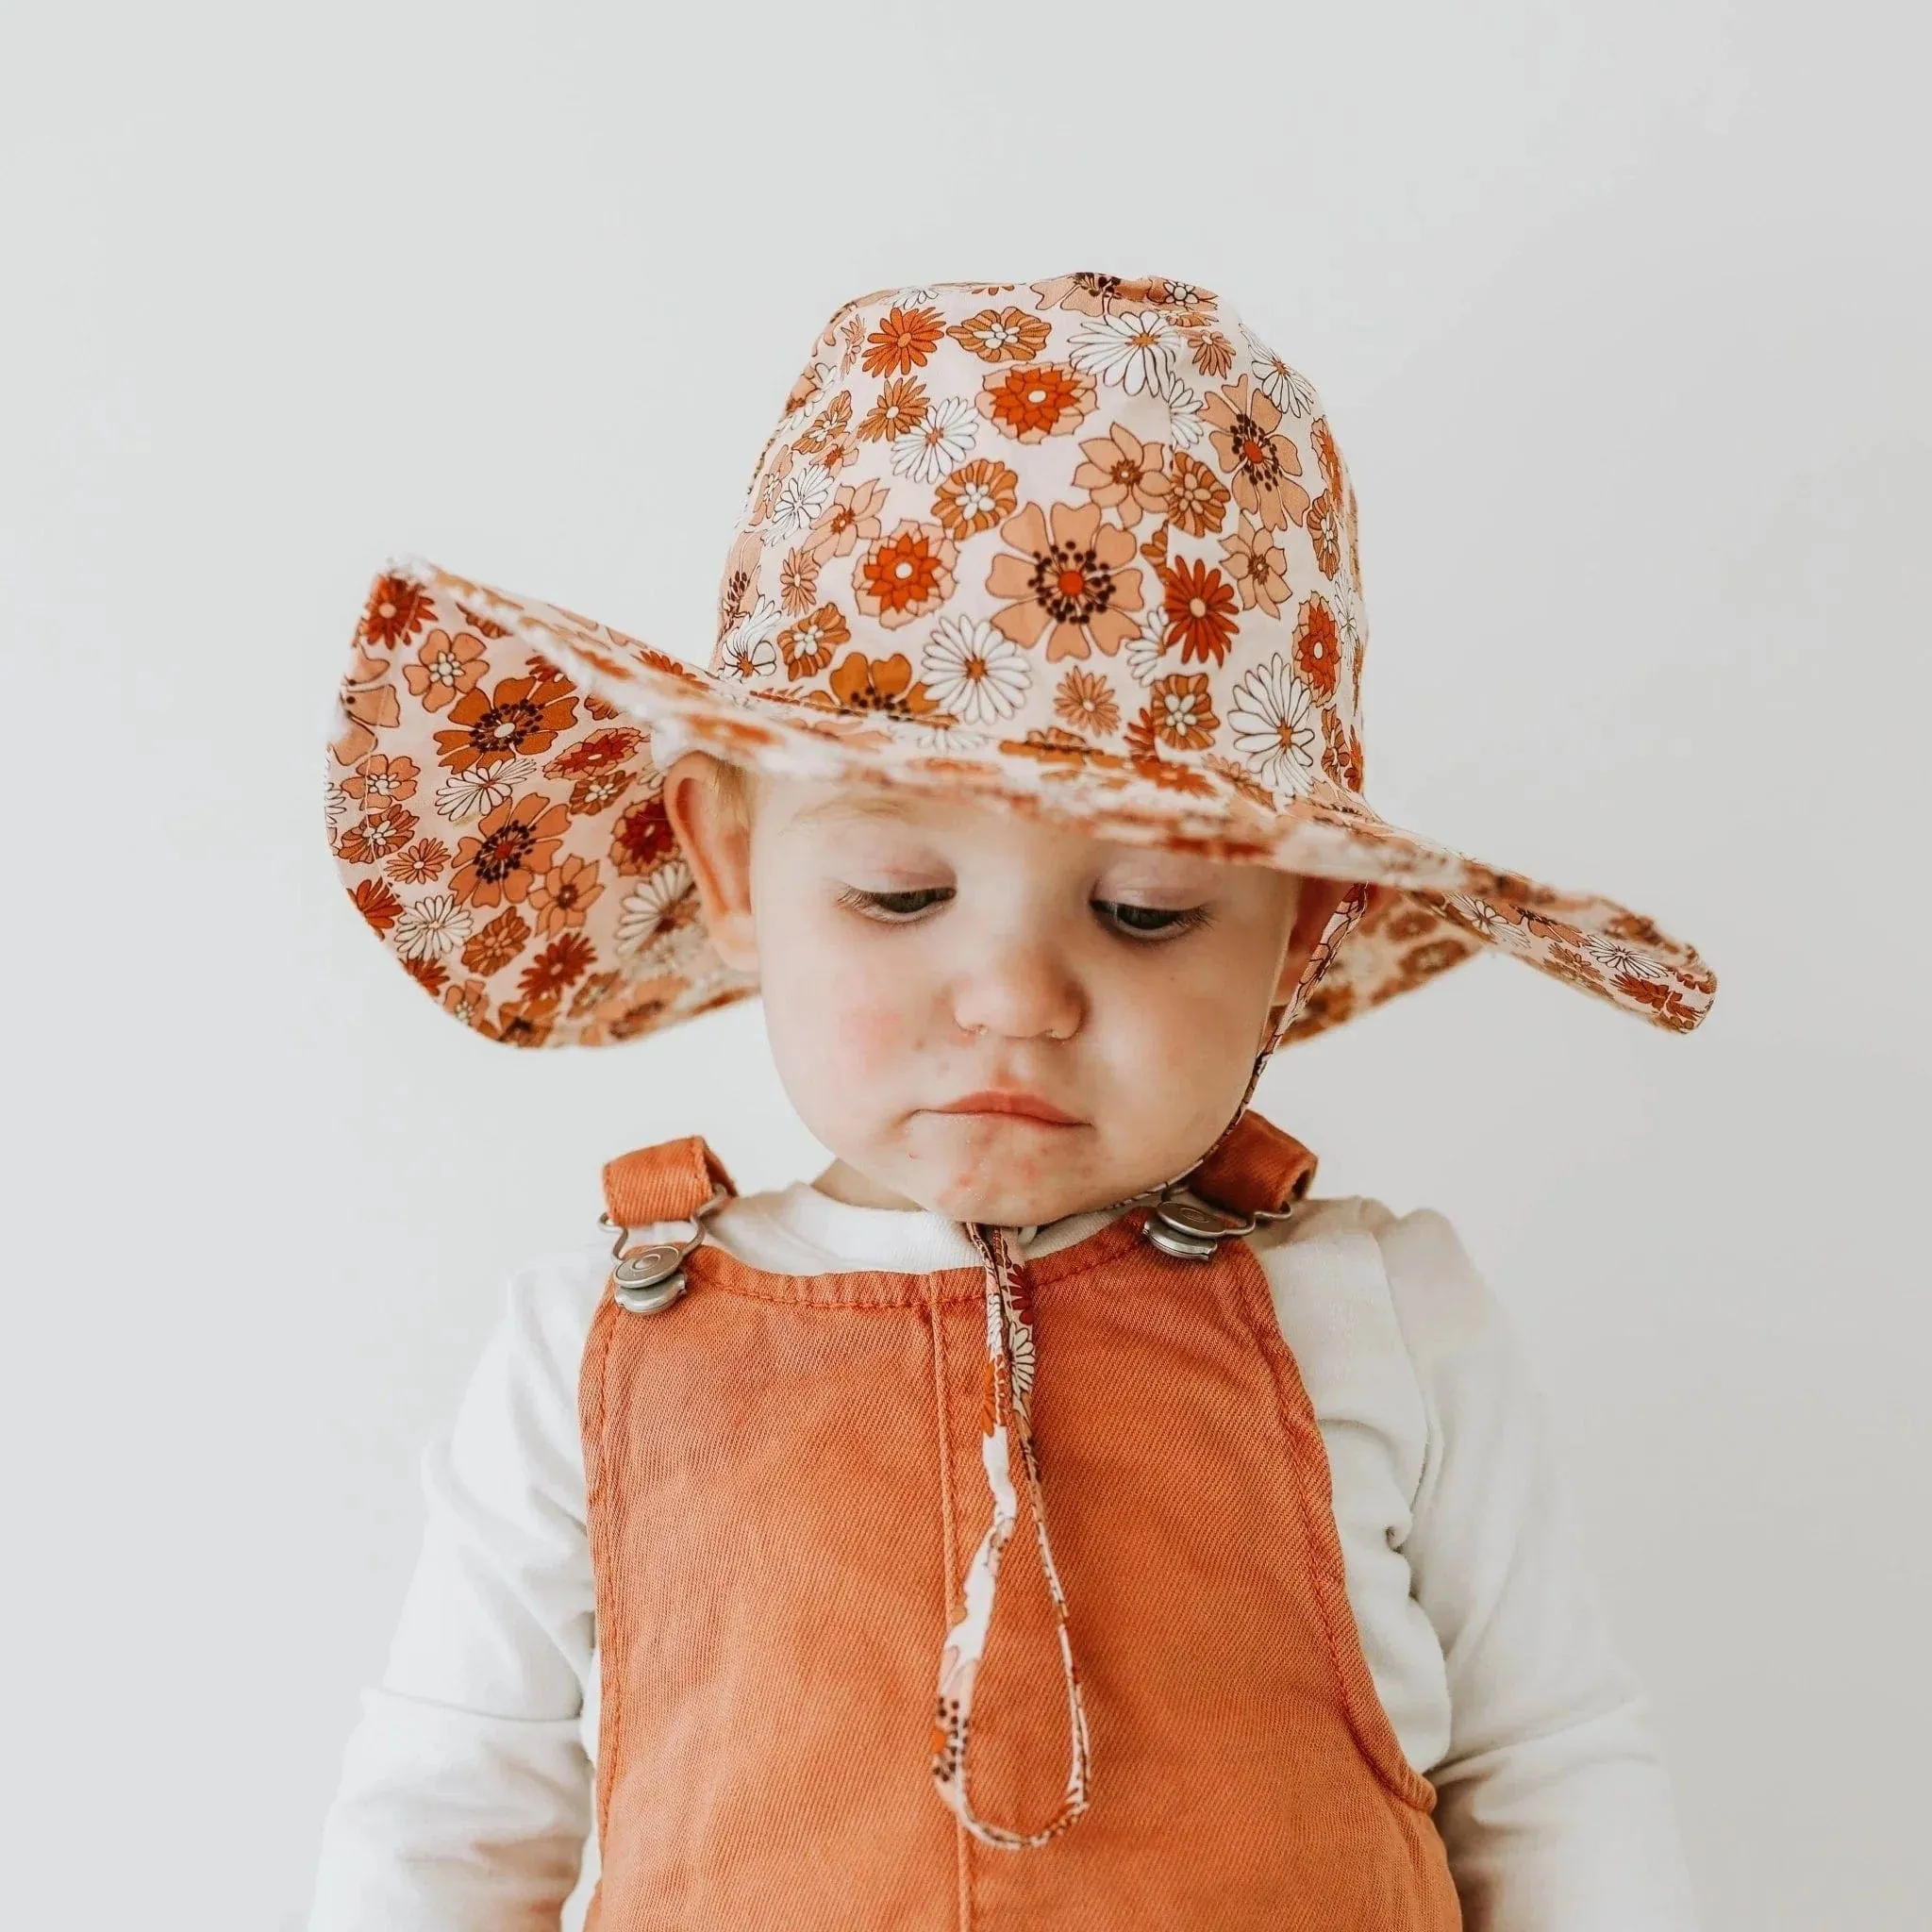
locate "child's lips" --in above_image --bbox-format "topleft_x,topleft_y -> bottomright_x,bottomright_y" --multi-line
927,1090 -> 1085,1127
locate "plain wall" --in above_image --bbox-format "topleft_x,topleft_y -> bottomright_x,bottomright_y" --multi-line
3,2 -> 1926,1925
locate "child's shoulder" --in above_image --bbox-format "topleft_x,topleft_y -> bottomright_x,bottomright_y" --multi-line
1252,1191 -> 1507,1363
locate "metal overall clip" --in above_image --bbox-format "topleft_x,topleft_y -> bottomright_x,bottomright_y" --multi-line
599,1185 -> 731,1314
1143,1185 -> 1294,1262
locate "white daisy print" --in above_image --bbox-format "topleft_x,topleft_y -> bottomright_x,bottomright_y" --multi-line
890,397 -> 977,484
1227,654 -> 1323,793
771,460 -> 836,537
1124,614 -> 1168,687
1581,932 -> 1670,980
1241,327 -> 1319,418
1067,310 -> 1179,395
392,892 -> 474,961
921,615 -> 1031,724
1158,370 -> 1208,448
325,781 -> 350,825
434,757 -> 534,824
614,862 -> 697,964
719,595 -> 782,680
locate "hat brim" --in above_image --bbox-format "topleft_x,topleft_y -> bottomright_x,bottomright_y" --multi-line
329,557 -> 1717,1048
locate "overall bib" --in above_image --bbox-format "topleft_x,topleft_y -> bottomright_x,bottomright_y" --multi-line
577,1113 -> 1462,1930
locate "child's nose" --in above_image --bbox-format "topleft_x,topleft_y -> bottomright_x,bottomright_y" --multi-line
950,942 -> 1086,1046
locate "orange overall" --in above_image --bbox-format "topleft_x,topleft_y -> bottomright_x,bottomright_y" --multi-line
578,1114 -> 1463,1930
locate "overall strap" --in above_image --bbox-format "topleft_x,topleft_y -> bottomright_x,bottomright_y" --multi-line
601,1136 -> 738,1226
1191,1109 -> 1319,1218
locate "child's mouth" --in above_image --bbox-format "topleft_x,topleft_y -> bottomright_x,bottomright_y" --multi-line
927,1090 -> 1085,1127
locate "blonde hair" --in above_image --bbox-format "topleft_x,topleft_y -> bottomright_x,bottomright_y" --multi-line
703,755 -> 756,830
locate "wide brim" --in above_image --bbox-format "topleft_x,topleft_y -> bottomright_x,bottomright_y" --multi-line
328,557 -> 1717,1048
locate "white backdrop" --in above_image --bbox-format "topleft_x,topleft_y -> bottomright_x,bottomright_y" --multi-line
4,3 -> 1927,1925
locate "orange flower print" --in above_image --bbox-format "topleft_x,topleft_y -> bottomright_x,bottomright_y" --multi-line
840,310 -> 867,370
450,791 -> 572,908
1030,271 -> 1121,316
852,520 -> 958,631
542,727 -> 641,778
517,931 -> 596,1006
402,955 -> 449,998
1204,376 -> 1310,531
861,304 -> 944,377
1072,425 -> 1171,527
1054,666 -> 1121,738
442,977 -> 491,1026
827,650 -> 943,719
1218,515 -> 1291,617
858,376 -> 929,443
1187,327 -> 1236,378
610,792 -> 675,874
1164,451 -> 1231,537
778,544 -> 821,614
454,602 -> 510,641
481,998 -> 556,1050
1141,672 -> 1219,751
807,476 -> 891,561
1305,491 -> 1342,579
793,390 -> 852,456
460,906 -> 532,977
1320,702 -> 1364,790
717,530 -> 764,636
946,306 -> 1051,363
341,753 -> 419,806
777,601 -> 851,678
932,457 -> 1019,540
337,803 -> 418,864
401,628 -> 488,713
384,838 -> 451,884
358,573 -> 436,651
1309,414 -> 1345,500
975,363 -> 1096,443
1291,592 -> 1341,702
527,852 -> 604,935
434,674 -> 579,774
986,501 -> 1145,661
566,768 -> 635,816
349,876 -> 404,935
1160,557 -> 1241,666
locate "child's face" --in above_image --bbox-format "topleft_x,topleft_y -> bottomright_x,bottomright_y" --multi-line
667,758 -> 1343,1226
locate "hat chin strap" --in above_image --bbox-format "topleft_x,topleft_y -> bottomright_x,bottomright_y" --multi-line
932,879 -> 1373,1852
1180,876 -> 1374,1191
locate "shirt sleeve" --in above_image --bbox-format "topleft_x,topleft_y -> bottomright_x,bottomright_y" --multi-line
1366,1203 -> 1704,1932
306,1246 -> 606,1932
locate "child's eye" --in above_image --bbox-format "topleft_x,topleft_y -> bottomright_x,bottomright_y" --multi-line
838,885 -> 955,923
1095,900 -> 1211,941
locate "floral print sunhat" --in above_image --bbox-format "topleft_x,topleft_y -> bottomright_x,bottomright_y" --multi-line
326,271 -> 1717,1051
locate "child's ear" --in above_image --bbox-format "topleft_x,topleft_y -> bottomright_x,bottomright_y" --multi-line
662,752 -> 758,974
1270,874 -> 1355,1007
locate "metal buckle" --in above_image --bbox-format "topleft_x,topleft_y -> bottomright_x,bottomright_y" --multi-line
1143,1187 -> 1292,1262
600,1185 -> 730,1313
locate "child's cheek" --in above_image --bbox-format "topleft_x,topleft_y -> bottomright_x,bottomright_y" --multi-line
821,958 -> 909,1083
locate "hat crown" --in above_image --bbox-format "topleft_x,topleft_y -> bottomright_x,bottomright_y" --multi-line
708,274 -> 1368,803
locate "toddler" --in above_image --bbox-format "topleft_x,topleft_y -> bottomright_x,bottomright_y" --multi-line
314,272 -> 1718,1929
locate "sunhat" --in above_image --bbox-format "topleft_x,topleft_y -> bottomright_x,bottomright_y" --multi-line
326,270 -> 1715,1053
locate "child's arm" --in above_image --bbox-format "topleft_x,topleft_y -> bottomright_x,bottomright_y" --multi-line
1369,1205 -> 1704,1932
307,1249 -> 606,1930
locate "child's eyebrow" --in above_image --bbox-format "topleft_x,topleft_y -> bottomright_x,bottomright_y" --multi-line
791,791 -> 916,828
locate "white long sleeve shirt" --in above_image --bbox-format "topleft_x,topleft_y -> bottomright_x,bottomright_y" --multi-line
307,1182 -> 1703,1931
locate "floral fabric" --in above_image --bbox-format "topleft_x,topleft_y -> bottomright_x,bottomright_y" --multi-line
327,271 -> 1717,1051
